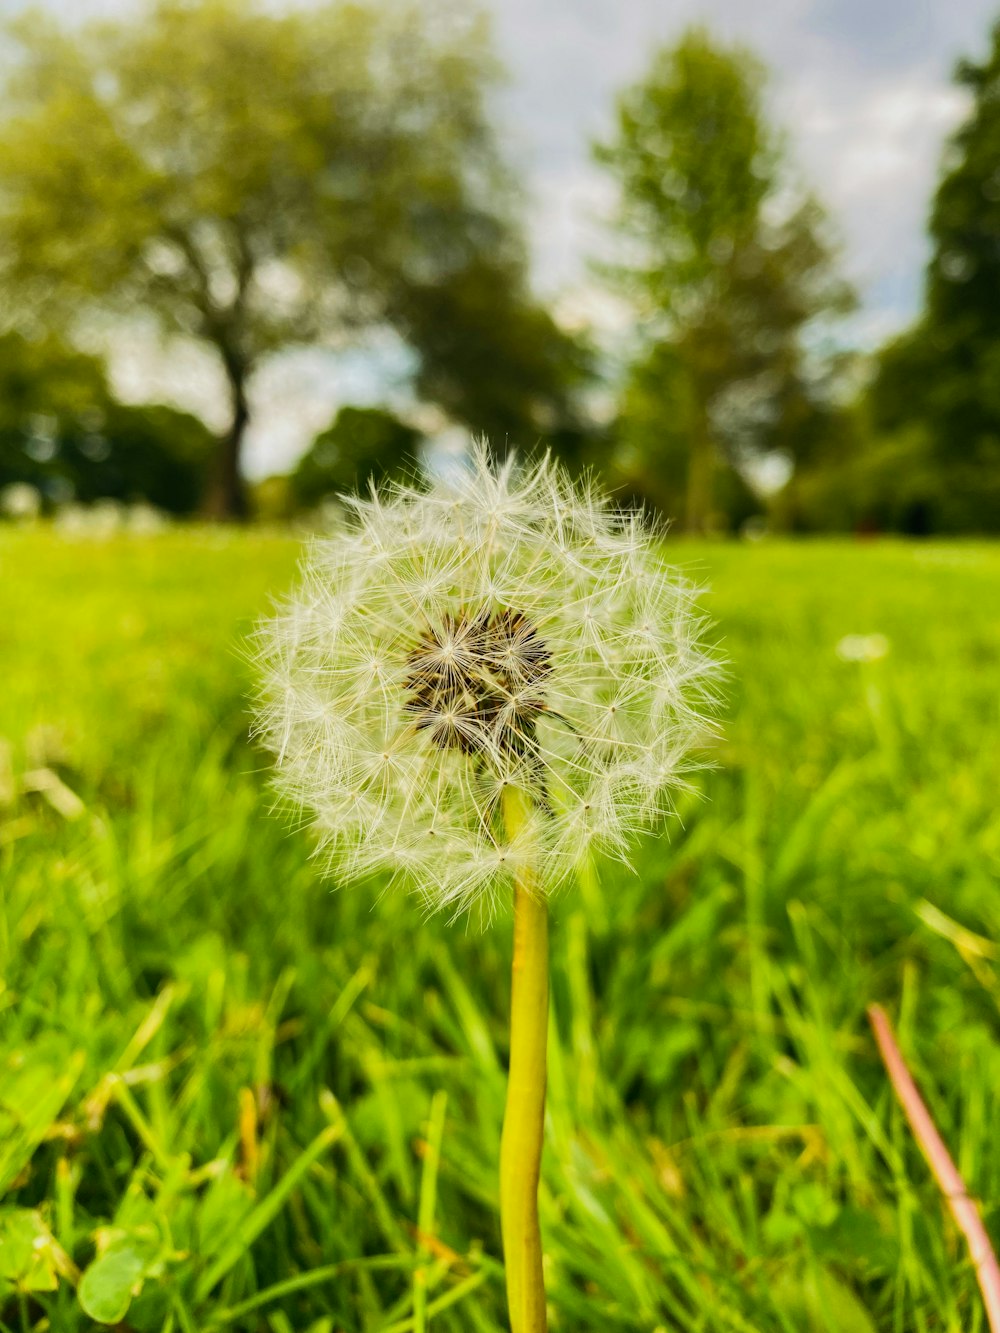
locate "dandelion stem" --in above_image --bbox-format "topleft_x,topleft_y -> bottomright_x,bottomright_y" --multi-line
500,785 -> 549,1333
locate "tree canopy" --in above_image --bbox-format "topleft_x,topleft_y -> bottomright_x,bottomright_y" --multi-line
866,18 -> 1000,530
596,29 -> 852,530
0,0 -> 583,516
289,405 -> 422,510
0,332 -> 212,511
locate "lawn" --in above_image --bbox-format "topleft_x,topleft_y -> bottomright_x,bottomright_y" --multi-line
1,527 -> 998,1332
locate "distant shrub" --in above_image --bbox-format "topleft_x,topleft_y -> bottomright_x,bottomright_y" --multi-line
775,426 -> 1000,535
289,406 -> 423,511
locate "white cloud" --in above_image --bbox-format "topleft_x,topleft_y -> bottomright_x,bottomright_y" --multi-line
773,72 -> 971,340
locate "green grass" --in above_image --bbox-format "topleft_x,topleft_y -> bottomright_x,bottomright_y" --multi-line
1,527 -> 998,1332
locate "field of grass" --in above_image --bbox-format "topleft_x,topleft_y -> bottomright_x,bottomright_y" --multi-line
1,527 -> 998,1332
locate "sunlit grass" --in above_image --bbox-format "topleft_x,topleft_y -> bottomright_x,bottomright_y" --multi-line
1,527 -> 998,1331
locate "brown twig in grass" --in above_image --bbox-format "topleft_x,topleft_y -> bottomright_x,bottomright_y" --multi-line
868,1003 -> 1000,1333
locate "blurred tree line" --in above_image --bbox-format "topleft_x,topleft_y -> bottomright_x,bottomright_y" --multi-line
0,0 -> 998,533
777,15 -> 1000,535
0,331 -> 212,511
0,0 -> 587,518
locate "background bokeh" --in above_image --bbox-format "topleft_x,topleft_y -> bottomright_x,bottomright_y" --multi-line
1,0 -> 1000,531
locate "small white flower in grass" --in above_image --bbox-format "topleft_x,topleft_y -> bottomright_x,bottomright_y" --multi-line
836,633 -> 890,663
254,444 -> 721,916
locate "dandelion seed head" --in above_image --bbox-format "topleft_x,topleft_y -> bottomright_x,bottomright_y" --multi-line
254,444 -> 721,914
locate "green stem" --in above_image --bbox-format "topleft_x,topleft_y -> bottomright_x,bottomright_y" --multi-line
500,787 -> 549,1333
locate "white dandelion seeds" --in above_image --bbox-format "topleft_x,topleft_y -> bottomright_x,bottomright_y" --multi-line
254,444 -> 720,916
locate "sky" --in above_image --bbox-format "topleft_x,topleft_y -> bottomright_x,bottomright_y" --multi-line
491,0 -> 991,340
2,0 -> 998,475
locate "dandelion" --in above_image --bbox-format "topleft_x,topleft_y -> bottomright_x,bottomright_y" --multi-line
254,444 -> 719,1330
257,446 -> 717,915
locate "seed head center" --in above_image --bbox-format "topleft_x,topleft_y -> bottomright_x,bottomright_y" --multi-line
403,607 -> 552,761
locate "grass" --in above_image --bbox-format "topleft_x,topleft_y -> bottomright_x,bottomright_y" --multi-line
1,526 -> 998,1332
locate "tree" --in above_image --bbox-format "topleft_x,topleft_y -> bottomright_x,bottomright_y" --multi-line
867,18 -> 1000,522
78,402 -> 214,511
0,331 -> 212,511
289,405 -> 422,510
0,0 -> 581,518
392,253 -> 592,459
596,29 -> 852,531
611,340 -> 762,528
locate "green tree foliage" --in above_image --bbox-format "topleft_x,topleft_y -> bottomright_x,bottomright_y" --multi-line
775,426 -> 999,536
391,254 -> 591,459
863,21 -> 1000,532
0,0 -> 583,518
289,405 -> 422,510
0,332 -> 210,511
611,340 -> 761,528
596,29 -> 852,531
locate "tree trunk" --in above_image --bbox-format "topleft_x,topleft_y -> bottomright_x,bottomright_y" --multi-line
204,358 -> 250,520
684,410 -> 714,535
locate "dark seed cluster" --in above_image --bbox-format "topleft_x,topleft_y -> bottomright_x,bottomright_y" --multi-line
403,607 -> 552,762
